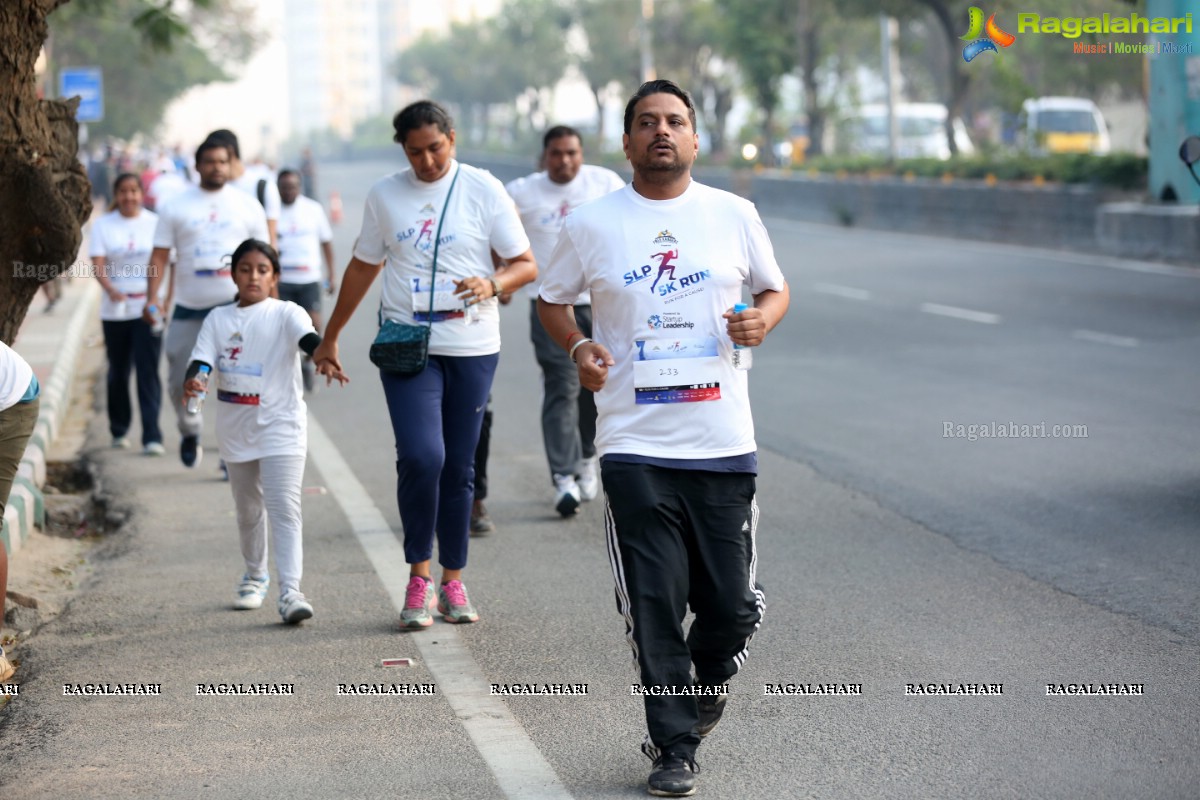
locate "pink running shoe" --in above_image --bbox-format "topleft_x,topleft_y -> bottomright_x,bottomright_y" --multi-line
400,575 -> 435,629
437,579 -> 479,624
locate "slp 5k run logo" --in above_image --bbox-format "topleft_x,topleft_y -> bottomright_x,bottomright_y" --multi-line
622,230 -> 712,297
961,7 -> 1016,62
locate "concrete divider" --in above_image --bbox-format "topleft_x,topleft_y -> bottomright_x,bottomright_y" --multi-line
460,153 -> 1193,267
1097,202 -> 1200,262
2,276 -> 100,556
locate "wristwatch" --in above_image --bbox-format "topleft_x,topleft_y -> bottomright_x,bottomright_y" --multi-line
489,276 -> 504,298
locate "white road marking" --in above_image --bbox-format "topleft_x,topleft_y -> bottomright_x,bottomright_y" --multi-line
307,416 -> 573,800
813,283 -> 872,301
1072,329 -> 1139,348
919,303 -> 1002,325
764,217 -> 1200,279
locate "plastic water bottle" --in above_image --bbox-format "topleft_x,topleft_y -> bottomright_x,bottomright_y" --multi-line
186,365 -> 211,415
731,303 -> 752,370
147,304 -> 165,337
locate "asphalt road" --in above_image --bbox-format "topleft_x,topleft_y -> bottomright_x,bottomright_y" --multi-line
2,158 -> 1197,800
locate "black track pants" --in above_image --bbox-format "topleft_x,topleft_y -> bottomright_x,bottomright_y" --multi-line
602,460 -> 765,757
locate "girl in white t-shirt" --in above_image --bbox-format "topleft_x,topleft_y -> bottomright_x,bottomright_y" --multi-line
184,239 -> 347,624
91,173 -> 164,454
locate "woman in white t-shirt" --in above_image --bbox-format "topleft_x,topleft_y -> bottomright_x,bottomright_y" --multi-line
90,174 -> 164,454
185,239 -> 348,624
314,100 -> 536,629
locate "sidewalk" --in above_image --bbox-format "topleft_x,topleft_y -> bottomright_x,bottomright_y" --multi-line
3,276 -> 100,556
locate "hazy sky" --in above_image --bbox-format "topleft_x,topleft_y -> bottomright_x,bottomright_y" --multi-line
156,0 -> 610,161
161,0 -> 288,160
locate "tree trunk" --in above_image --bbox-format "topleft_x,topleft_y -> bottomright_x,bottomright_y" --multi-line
760,104 -> 777,167
801,20 -> 824,157
0,0 -> 92,344
709,82 -> 732,158
916,0 -> 971,158
478,103 -> 491,146
591,85 -> 606,146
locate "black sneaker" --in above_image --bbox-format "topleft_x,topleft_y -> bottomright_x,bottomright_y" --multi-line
647,752 -> 699,797
470,500 -> 495,537
180,435 -> 202,468
696,690 -> 728,737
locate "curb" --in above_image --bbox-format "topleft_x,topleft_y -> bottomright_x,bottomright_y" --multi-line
2,279 -> 100,556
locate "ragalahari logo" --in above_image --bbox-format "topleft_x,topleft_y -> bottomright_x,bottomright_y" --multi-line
961,7 -> 1016,62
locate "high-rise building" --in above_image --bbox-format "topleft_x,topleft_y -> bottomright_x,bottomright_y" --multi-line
285,0 -> 501,139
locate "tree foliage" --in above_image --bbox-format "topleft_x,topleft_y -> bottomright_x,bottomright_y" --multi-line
713,0 -> 798,164
396,0 -> 572,145
48,0 -> 260,141
651,0 -> 737,157
0,0 -> 259,343
574,0 -> 641,142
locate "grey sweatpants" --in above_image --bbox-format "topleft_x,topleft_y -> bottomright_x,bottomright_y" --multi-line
164,316 -> 206,437
528,301 -> 597,480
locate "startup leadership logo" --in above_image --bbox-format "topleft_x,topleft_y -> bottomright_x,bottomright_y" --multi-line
961,7 -> 1016,62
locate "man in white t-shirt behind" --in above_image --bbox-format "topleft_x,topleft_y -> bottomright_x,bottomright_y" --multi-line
276,168 -> 335,392
538,80 -> 790,798
145,139 -> 269,469
205,129 -> 281,248
505,126 -> 624,517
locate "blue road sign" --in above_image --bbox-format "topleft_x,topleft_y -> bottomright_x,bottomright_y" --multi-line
59,67 -> 104,123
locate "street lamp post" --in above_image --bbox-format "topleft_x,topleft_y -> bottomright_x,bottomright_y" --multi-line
639,0 -> 655,83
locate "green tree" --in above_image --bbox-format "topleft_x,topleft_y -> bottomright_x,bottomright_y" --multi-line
397,21 -> 508,142
48,0 -> 259,141
874,0 -> 1146,153
714,0 -> 798,165
1,0 -> 260,343
491,0 -> 573,138
653,0 -> 737,158
574,0 -> 641,144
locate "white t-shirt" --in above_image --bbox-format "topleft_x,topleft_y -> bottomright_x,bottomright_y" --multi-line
353,161 -> 530,358
0,342 -> 34,412
153,185 -> 269,310
189,298 -> 316,462
89,208 -> 160,321
148,171 -> 190,212
505,164 -> 625,302
540,181 -> 786,460
231,172 -> 282,222
277,196 -> 333,285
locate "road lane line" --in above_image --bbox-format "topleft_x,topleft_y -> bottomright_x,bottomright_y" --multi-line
307,415 -> 574,800
919,303 -> 1002,325
1072,329 -> 1139,348
764,217 -> 1200,279
813,283 -> 872,301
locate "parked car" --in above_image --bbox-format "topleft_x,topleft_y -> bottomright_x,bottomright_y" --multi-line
847,103 -> 974,160
1019,97 -> 1112,155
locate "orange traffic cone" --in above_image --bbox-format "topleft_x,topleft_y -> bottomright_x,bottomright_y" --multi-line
329,190 -> 343,225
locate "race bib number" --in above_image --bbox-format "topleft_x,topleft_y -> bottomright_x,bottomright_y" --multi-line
216,359 -> 263,405
191,236 -> 232,276
411,276 -> 466,322
632,337 -> 722,404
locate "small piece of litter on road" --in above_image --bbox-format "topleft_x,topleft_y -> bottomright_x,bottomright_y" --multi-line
381,658 -> 415,667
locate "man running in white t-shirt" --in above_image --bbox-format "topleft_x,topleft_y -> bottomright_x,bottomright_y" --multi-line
538,79 -> 790,798
205,129 -> 281,248
276,168 -> 336,392
503,126 -> 625,518
145,139 -> 269,468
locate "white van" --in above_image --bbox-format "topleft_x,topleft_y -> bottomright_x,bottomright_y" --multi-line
1020,97 -> 1111,155
848,103 -> 974,160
